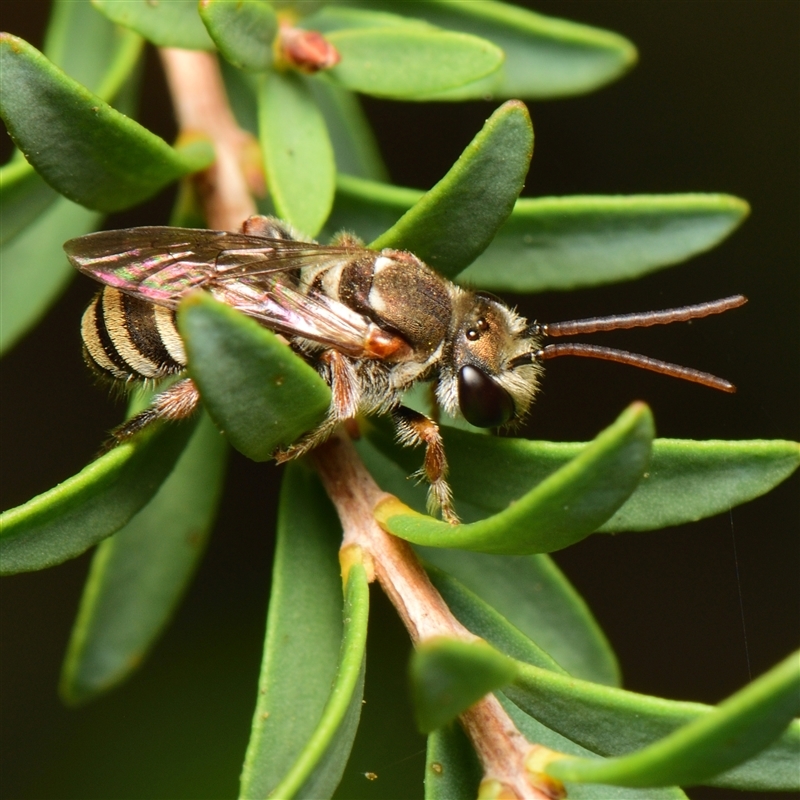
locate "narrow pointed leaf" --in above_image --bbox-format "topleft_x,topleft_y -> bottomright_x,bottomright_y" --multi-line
411,638 -> 518,733
258,70 -> 335,237
269,562 -> 369,799
324,27 -> 503,99
45,0 -> 144,104
307,82 -> 388,182
324,179 -> 750,290
177,292 -> 330,462
1,159 -> 60,246
354,0 -> 637,100
199,0 -> 277,72
373,101 -> 532,278
599,439 -> 800,531
507,659 -> 800,792
59,414 -> 227,704
423,550 -> 619,686
92,0 -> 214,50
366,420 -> 800,533
240,466 -> 367,799
375,403 -> 653,554
544,651 -> 800,788
425,724 -> 483,800
425,566 -> 565,674
457,195 -> 750,291
500,694 -> 689,800
0,419 -> 196,575
0,35 -> 214,212
2,11 -> 141,245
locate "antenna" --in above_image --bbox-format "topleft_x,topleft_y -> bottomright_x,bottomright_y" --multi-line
517,295 -> 747,392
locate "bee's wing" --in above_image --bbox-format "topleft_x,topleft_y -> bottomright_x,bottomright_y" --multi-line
64,226 -> 356,304
65,226 -> 383,356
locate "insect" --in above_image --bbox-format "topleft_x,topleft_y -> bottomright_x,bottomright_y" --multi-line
64,215 -> 747,524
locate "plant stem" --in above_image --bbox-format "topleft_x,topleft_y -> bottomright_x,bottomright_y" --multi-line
159,48 -> 259,231
313,434 -> 562,800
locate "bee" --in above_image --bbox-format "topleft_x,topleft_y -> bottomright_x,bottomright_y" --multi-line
64,215 -> 746,524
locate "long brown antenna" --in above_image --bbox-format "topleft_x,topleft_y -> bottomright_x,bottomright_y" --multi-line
536,343 -> 736,393
540,295 -> 747,337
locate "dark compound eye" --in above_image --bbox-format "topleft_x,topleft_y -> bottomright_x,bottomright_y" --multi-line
457,365 -> 515,428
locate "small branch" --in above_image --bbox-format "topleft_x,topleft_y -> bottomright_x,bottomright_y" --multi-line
159,48 -> 260,231
313,434 -> 563,800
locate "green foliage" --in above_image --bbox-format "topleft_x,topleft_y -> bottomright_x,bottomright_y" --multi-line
0,1 -> 796,798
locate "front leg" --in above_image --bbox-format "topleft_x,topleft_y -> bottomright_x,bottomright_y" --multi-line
275,349 -> 360,462
392,406 -> 458,525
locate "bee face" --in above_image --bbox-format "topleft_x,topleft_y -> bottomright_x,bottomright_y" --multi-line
438,293 -> 543,428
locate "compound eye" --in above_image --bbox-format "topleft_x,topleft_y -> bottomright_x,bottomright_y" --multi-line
458,365 -> 515,428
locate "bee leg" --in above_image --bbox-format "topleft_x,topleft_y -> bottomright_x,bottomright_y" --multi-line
275,350 -> 360,462
100,378 -> 200,454
391,406 -> 459,525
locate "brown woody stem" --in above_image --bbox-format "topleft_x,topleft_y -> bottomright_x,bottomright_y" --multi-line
313,434 -> 562,800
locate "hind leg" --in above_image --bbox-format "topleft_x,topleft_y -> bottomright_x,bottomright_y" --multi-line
101,378 -> 200,453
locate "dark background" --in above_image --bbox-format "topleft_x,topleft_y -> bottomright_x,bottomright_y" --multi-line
1,2 -> 797,799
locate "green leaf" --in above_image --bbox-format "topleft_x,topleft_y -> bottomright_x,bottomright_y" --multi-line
59,413 -> 227,704
240,465 -> 367,799
1,159 -> 60,246
199,0 -> 277,71
0,419 -> 196,575
372,101 -> 532,278
424,550 -> 619,687
411,638 -> 518,733
506,660 -> 800,791
425,724 -> 483,800
600,439 -> 800,532
324,26 -> 503,99
353,0 -> 637,100
45,0 -> 144,103
92,0 -> 215,50
1,194 -> 99,355
544,651 -> 800,788
0,35 -> 214,213
323,181 -> 749,291
457,195 -> 750,291
374,403 -> 653,554
269,562 -> 369,799
177,292 -> 330,462
306,82 -> 389,182
258,70 -> 336,237
366,419 -> 800,533
1,2 -> 143,246
301,5 -> 435,34
500,694 -> 689,800
425,565 -> 566,674
323,173 -> 421,242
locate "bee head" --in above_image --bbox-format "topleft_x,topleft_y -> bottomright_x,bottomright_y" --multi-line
438,292 -> 543,428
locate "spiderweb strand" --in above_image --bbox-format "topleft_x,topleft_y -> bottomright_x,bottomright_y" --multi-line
537,343 -> 736,392
543,295 -> 747,337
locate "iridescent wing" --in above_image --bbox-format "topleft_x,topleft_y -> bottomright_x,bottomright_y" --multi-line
64,226 -> 383,356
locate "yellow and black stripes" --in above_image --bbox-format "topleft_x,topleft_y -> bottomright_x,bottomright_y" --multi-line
81,287 -> 186,384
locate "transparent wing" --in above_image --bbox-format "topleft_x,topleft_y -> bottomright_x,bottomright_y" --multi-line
64,226 -> 360,304
64,226 -> 384,356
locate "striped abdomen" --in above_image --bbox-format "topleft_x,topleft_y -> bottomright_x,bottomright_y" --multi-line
81,287 -> 187,384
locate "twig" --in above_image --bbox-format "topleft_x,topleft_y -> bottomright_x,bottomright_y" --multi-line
159,48 -> 259,231
313,434 -> 563,800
